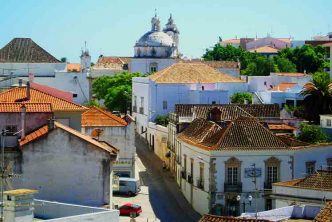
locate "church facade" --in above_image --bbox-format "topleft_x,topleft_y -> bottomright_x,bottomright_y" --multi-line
130,14 -> 180,74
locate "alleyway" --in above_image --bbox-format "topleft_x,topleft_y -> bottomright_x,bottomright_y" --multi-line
135,135 -> 201,222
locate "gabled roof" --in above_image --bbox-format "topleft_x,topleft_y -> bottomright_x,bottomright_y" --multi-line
148,63 -> 245,84
314,202 -> 332,222
178,117 -> 289,150
249,45 -> 279,53
199,214 -> 271,222
274,170 -> 332,191
194,105 -> 252,120
271,82 -> 297,91
0,38 -> 60,63
0,87 -> 87,112
94,56 -> 130,69
82,107 -> 128,127
19,121 -> 118,155
0,103 -> 52,113
67,63 -> 81,72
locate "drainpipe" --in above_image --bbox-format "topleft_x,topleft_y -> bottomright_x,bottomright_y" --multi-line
20,104 -> 26,139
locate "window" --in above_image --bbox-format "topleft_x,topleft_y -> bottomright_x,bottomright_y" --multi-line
119,181 -> 127,186
306,161 -> 316,175
73,93 -> 78,98
265,199 -> 273,211
183,154 -> 187,174
327,119 -> 332,127
267,166 -> 278,184
225,157 -> 241,185
150,63 -> 158,73
212,101 -> 216,104
327,158 -> 332,171
5,125 -> 17,136
227,167 -> 238,185
140,97 -> 144,107
163,101 -> 168,110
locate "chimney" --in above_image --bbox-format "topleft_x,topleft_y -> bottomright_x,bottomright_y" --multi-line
48,118 -> 55,130
26,81 -> 30,100
18,79 -> 23,87
20,104 -> 26,139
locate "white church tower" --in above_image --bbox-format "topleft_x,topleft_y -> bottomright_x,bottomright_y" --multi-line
80,42 -> 91,72
163,14 -> 180,55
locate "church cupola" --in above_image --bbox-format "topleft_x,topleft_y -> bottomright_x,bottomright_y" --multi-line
151,13 -> 161,32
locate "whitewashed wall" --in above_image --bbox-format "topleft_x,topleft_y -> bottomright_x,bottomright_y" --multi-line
0,63 -> 66,77
130,58 -> 176,74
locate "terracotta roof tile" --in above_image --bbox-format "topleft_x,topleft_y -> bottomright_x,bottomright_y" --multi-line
67,63 -> 81,72
199,214 -> 271,222
274,73 -> 306,77
314,202 -> 332,222
271,82 -> 297,91
277,135 -> 309,147
274,171 -> 332,191
178,117 -> 288,150
94,56 -> 130,69
268,123 -> 296,130
174,104 -> 280,119
0,38 -> 60,63
19,122 -> 118,155
249,46 -> 279,53
148,63 -> 244,84
0,103 -> 52,112
178,60 -> 239,69
82,107 -> 127,127
0,87 -> 87,112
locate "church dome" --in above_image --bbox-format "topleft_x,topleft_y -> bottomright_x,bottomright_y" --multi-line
136,31 -> 174,47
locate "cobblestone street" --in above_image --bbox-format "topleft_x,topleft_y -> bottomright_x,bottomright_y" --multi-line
113,135 -> 201,222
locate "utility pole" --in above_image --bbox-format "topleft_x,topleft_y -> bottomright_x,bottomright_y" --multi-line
0,129 -> 6,221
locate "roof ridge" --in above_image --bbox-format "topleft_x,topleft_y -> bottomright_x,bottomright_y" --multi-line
90,106 -> 127,125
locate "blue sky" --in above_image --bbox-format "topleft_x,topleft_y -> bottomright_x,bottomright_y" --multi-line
0,0 -> 331,63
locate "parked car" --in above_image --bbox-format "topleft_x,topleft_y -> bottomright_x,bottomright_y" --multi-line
113,177 -> 140,196
119,203 -> 142,217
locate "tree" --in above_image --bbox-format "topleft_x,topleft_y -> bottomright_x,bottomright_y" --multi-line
273,57 -> 297,73
85,100 -> 101,108
301,72 -> 332,123
241,56 -> 275,76
60,57 -> 67,63
230,92 -> 253,104
277,45 -> 328,73
92,72 -> 142,113
155,115 -> 169,126
297,123 -> 328,143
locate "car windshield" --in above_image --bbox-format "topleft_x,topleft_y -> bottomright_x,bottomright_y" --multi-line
131,204 -> 141,208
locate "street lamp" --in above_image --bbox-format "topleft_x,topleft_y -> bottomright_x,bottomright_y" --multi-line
236,195 -> 253,213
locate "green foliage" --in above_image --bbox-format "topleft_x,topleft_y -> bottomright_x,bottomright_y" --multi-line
277,45 -> 328,73
92,72 -> 142,113
60,57 -> 67,62
203,43 -> 328,75
230,92 -> 253,104
85,100 -> 100,108
155,115 -> 169,126
301,72 -> 332,123
273,57 -> 297,73
297,123 -> 328,143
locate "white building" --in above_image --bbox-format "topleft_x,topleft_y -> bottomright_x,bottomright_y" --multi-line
130,14 -> 180,74
175,115 -> 332,216
0,38 -> 66,77
272,170 -> 332,208
14,121 -> 118,207
82,107 -> 136,178
132,62 -> 247,139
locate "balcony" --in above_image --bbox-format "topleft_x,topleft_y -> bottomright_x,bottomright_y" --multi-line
132,106 -> 137,113
224,182 -> 242,193
187,174 -> 193,184
181,171 -> 186,180
197,178 -> 204,189
139,107 -> 144,114
264,182 -> 273,190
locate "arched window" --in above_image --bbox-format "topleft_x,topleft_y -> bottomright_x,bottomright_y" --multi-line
150,62 -> 158,73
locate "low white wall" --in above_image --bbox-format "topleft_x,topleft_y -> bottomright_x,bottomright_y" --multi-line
34,200 -> 119,222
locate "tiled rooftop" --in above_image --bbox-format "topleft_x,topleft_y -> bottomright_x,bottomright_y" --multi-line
314,202 -> 332,222
174,104 -> 280,119
82,107 -> 128,127
249,45 -> 279,53
274,170 -> 332,191
67,63 -> 81,72
274,73 -> 306,77
178,117 -> 289,150
0,103 -> 52,113
0,38 -> 60,63
199,214 -> 271,222
94,56 -> 130,69
148,62 -> 245,84
19,121 -> 118,155
271,82 -> 297,91
178,60 -> 239,69
0,87 -> 87,112
268,123 -> 296,130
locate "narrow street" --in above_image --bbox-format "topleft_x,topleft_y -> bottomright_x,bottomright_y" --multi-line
114,135 -> 201,222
